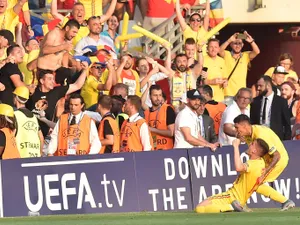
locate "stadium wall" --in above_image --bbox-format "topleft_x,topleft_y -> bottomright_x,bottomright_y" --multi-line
0,141 -> 299,217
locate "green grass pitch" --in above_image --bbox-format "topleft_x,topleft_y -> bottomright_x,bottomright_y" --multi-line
1,208 -> 299,225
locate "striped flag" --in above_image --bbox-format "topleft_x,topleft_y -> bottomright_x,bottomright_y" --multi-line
209,0 -> 224,28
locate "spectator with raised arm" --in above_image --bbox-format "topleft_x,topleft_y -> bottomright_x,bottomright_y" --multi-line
175,0 -> 210,44
0,0 -> 28,37
219,31 -> 260,105
51,0 -> 117,46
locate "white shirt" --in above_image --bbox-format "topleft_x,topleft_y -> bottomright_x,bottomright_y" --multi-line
260,91 -> 274,127
198,115 -> 205,139
74,35 -> 117,59
84,110 -> 102,123
140,72 -> 168,107
218,101 -> 250,146
128,113 -> 152,151
47,112 -> 101,155
174,106 -> 200,148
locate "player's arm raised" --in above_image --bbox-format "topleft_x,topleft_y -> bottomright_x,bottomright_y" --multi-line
232,139 -> 247,172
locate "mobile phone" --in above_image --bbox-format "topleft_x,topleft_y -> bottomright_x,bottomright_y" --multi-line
237,33 -> 246,40
202,67 -> 208,72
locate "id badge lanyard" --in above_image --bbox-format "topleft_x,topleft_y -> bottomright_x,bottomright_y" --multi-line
67,113 -> 84,155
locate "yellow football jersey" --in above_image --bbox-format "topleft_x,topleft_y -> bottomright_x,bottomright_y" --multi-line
228,158 -> 265,206
246,125 -> 289,167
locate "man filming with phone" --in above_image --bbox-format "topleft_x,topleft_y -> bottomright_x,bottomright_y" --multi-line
219,30 -> 260,105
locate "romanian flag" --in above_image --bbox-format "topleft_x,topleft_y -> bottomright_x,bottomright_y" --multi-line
209,0 -> 224,28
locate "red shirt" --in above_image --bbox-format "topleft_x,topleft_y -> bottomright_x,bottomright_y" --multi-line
147,0 -> 175,18
180,0 -> 196,5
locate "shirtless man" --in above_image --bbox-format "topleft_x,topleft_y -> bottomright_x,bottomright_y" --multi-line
37,19 -> 80,71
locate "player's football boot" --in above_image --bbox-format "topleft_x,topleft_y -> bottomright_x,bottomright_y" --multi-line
281,199 -> 295,211
231,200 -> 247,212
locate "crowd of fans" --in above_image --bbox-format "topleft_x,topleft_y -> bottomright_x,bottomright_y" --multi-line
0,0 -> 299,159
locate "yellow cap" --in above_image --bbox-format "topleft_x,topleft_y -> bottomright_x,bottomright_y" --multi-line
0,104 -> 14,117
13,86 -> 30,100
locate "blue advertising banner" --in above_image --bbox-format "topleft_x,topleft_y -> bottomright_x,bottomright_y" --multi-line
1,153 -> 138,217
189,141 -> 300,209
134,149 -> 192,212
1,141 -> 300,217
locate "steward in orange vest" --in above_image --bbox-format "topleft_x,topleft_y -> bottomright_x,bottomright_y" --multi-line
144,85 -> 175,150
0,104 -> 20,160
205,100 -> 226,135
120,95 -> 153,152
97,95 -> 120,153
47,94 -> 101,156
198,85 -> 226,135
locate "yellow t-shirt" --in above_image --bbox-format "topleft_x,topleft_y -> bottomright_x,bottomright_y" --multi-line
80,70 -> 109,108
18,49 -> 40,85
228,158 -> 265,206
265,67 -> 298,82
203,55 -> 227,102
183,26 -> 207,44
8,1 -> 29,11
79,0 -> 103,19
223,50 -> 251,97
245,125 -> 289,167
0,8 -> 19,37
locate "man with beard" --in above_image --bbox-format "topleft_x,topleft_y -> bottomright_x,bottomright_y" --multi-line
234,114 -> 295,211
120,95 -> 153,152
168,48 -> 203,112
74,16 -> 104,55
250,75 -> 291,140
281,81 -> 298,119
144,85 -> 175,150
174,89 -> 219,150
117,52 -> 141,96
37,19 -> 80,71
51,0 -> 117,46
219,31 -> 260,105
203,38 -> 227,102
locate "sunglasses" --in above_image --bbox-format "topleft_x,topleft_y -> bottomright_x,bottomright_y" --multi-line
190,18 -> 201,22
233,42 -> 243,46
92,65 -> 106,69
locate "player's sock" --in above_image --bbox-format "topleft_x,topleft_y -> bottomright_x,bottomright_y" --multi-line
256,184 -> 287,203
195,204 -> 234,213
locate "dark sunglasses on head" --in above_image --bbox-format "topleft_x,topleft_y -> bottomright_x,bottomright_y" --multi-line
190,18 -> 201,22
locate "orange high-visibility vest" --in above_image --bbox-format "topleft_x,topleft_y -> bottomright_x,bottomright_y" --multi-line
205,102 -> 226,135
1,128 -> 20,160
56,113 -> 91,156
120,118 -> 153,152
144,103 -> 174,150
98,114 -> 120,154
